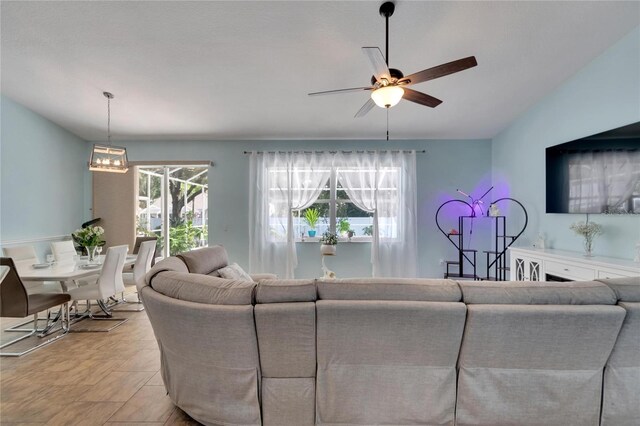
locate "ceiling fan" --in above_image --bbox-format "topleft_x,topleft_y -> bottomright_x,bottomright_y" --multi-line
308,1 -> 478,118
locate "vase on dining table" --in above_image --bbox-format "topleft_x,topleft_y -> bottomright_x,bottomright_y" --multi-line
85,245 -> 98,263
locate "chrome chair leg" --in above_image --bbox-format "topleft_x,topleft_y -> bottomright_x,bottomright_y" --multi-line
69,299 -> 128,333
0,304 -> 70,357
111,291 -> 145,312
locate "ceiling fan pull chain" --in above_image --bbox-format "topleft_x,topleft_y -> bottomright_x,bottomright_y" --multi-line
386,109 -> 389,141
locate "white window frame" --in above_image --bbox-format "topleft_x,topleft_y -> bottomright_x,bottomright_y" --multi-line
269,166 -> 401,243
137,165 -> 209,258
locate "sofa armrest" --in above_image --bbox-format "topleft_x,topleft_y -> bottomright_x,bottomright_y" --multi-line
251,273 -> 278,281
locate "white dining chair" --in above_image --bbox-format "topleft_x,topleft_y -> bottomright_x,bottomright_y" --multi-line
2,245 -> 39,268
50,240 -> 77,263
117,240 -> 156,312
67,245 -> 129,332
2,245 -> 62,294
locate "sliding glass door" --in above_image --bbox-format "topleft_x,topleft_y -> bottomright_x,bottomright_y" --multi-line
137,165 -> 208,258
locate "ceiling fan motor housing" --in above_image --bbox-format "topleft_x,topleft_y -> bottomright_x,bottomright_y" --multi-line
379,2 -> 395,18
371,68 -> 404,86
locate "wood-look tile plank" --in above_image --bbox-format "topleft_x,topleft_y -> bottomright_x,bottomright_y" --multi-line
115,349 -> 161,372
164,407 -> 201,425
145,371 -> 164,386
107,385 -> 176,423
0,400 -> 65,423
45,401 -> 123,426
78,371 -> 155,402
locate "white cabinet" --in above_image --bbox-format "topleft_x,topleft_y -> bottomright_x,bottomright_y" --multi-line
509,247 -> 640,281
512,254 -> 543,281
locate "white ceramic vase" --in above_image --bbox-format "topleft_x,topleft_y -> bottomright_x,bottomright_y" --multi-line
321,244 -> 336,256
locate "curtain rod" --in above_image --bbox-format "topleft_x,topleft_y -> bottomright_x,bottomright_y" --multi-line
243,150 -> 426,155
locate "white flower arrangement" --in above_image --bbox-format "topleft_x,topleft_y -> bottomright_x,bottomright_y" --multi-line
72,225 -> 105,247
570,221 -> 603,239
570,220 -> 603,255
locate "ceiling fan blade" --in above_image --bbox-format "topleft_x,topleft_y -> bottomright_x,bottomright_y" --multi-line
354,98 -> 375,118
362,47 -> 390,81
399,56 -> 477,86
402,88 -> 443,108
308,86 -> 373,96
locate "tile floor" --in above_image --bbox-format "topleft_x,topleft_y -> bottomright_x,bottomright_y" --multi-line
0,301 -> 201,425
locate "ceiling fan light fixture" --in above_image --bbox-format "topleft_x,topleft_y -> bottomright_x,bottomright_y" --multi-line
89,91 -> 129,173
371,85 -> 404,108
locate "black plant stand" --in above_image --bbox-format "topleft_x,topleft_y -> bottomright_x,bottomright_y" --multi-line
436,198 -> 528,281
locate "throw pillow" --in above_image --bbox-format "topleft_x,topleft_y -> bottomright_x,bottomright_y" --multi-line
218,263 -> 254,282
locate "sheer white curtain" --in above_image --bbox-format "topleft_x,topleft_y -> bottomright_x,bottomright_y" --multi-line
249,151 -> 331,278
337,150 -> 417,277
568,150 -> 640,213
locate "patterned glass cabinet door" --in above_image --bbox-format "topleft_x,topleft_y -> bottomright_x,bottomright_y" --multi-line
529,260 -> 541,281
515,258 -> 525,281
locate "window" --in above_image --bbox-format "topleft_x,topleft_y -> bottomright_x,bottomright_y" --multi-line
250,150 -> 417,278
267,166 -> 400,242
137,166 -> 208,257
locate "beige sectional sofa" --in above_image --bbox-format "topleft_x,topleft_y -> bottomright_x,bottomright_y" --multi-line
138,246 -> 640,426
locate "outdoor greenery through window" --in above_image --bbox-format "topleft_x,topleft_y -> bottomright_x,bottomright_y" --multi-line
137,166 -> 208,257
268,166 -> 400,242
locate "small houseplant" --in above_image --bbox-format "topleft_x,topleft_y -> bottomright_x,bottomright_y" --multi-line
337,218 -> 351,236
320,231 -> 338,255
303,208 -> 320,237
570,218 -> 603,257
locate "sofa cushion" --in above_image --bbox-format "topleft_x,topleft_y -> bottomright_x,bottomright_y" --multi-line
601,301 -> 640,425
256,279 -> 316,303
316,300 -> 466,425
218,262 -> 253,282
596,276 -> 640,302
317,278 -> 461,302
144,256 -> 189,287
456,304 -> 626,426
459,280 -> 617,305
151,271 -> 255,305
255,302 -> 316,378
177,245 -> 228,275
262,378 -> 315,426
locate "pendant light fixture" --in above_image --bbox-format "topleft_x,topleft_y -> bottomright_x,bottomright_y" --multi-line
89,92 -> 129,173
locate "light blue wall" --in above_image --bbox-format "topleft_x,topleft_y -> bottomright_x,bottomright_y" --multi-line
1,95 -> 87,260
94,139 -> 492,278
492,27 -> 640,259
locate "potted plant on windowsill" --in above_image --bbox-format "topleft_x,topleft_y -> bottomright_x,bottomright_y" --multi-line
320,231 -> 338,255
337,218 -> 351,236
303,208 -> 320,238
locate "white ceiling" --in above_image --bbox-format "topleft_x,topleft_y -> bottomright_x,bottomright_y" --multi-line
1,1 -> 638,141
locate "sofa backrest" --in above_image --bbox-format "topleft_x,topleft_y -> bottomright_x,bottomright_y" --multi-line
316,278 -> 466,425
141,258 -> 261,426
596,276 -> 640,302
254,279 -> 317,426
596,277 -> 640,425
456,280 -> 626,426
315,299 -> 466,425
317,277 -> 461,301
